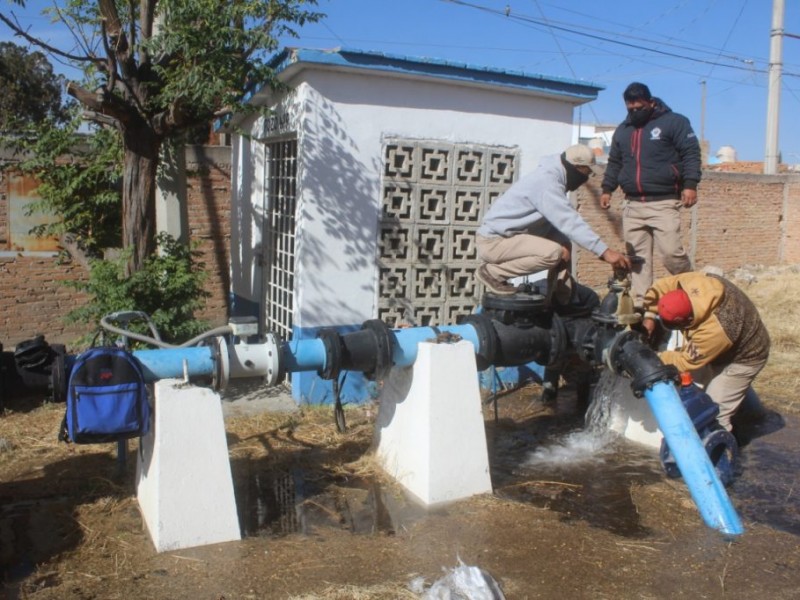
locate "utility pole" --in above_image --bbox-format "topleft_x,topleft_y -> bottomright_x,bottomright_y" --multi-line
764,0 -> 784,175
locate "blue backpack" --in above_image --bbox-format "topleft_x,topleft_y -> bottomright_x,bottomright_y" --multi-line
59,347 -> 151,444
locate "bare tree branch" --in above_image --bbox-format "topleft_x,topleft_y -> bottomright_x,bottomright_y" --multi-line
0,11 -> 101,64
67,81 -> 133,125
82,110 -> 120,128
60,233 -> 94,272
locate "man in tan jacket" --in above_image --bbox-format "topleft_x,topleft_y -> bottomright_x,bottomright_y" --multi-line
641,271 -> 770,432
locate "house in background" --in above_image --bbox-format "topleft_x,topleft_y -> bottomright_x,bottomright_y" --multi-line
225,47 -> 602,403
572,122 -> 617,164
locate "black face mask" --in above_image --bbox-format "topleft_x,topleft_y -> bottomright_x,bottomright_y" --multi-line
561,154 -> 590,191
628,106 -> 654,128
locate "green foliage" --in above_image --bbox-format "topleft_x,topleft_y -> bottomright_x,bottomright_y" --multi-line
30,0 -> 322,133
2,0 -> 323,270
0,42 -> 69,130
67,233 -> 211,345
8,112 -> 123,256
143,0 -> 322,118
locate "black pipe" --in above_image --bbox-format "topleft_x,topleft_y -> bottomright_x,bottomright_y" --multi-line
606,330 -> 679,397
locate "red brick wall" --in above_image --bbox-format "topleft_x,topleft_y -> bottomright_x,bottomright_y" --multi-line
0,146 -> 231,348
184,146 -> 231,327
574,169 -> 799,289
0,255 -> 90,345
783,177 -> 800,264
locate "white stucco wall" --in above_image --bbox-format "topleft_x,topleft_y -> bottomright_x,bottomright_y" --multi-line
229,126 -> 264,315
231,65 -> 580,333
293,69 -> 575,329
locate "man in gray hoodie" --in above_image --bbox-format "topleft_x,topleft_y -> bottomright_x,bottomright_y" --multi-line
476,144 -> 630,299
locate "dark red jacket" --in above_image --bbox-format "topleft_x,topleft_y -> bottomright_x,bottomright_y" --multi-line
601,99 -> 702,201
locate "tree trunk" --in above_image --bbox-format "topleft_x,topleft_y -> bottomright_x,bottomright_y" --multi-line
122,127 -> 161,275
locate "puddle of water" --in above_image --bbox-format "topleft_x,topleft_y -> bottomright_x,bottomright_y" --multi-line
492,411 -> 663,538
236,468 -> 427,539
1,497 -> 73,584
733,412 -> 800,535
233,381 -> 800,542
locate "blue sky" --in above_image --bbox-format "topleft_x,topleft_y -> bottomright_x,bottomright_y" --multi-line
3,0 -> 800,162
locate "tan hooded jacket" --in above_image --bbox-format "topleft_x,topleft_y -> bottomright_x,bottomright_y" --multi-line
642,272 -> 770,372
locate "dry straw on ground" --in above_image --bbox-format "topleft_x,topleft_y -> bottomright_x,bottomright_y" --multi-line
1,264 -> 798,598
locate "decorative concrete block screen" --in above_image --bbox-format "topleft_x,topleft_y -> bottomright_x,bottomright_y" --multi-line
265,138 -> 298,342
379,140 -> 518,326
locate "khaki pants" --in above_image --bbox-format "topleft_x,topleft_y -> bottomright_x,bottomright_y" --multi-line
476,230 -> 572,304
623,199 -> 691,306
702,360 -> 767,432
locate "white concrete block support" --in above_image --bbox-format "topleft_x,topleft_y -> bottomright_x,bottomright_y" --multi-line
375,340 -> 493,506
136,380 -> 241,552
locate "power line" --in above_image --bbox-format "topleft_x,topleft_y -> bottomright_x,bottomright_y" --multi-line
442,0 -> 800,77
704,0 -> 749,80
531,0 -> 601,124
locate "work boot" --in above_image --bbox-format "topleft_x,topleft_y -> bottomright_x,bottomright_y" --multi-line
475,265 -> 517,296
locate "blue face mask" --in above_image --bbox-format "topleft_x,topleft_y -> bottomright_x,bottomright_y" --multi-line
628,106 -> 653,128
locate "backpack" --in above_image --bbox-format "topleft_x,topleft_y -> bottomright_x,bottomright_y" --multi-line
59,346 -> 151,444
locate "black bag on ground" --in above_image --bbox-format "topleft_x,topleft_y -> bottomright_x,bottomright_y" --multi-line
59,347 -> 150,444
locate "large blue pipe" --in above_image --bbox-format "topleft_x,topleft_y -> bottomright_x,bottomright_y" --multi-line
388,325 -> 481,367
130,324 -> 483,382
282,324 -> 482,373
133,347 -> 216,381
644,380 -> 744,536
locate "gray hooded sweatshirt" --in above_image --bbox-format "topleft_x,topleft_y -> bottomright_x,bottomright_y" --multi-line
477,153 -> 608,257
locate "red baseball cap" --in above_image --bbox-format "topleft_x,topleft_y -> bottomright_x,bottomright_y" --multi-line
658,289 -> 693,327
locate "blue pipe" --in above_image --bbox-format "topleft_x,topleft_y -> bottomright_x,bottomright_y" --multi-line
644,380 -> 744,536
129,323 -> 482,383
282,337 -> 328,372
390,325 -> 480,367
279,324 -> 482,373
133,347 -> 216,382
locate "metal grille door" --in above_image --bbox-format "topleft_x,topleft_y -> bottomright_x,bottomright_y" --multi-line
379,140 -> 518,326
264,138 -> 298,342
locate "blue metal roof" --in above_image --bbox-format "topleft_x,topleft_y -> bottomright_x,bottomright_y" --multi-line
265,47 -> 603,102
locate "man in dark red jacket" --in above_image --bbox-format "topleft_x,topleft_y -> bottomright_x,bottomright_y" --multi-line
600,82 -> 702,308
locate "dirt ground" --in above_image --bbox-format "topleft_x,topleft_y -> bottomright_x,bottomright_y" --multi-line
2,266 -> 800,599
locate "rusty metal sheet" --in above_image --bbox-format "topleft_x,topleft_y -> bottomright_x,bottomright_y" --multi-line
7,173 -> 60,252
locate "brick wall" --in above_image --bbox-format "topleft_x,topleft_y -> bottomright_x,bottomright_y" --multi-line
184,146 -> 231,327
574,169 -> 800,289
0,146 -> 232,348
0,255 -> 90,345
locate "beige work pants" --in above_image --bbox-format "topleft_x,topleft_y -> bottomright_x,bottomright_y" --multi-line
476,232 -> 572,304
623,199 -> 691,306
703,360 -> 767,432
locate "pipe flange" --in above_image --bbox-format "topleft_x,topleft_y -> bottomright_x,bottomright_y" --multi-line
459,314 -> 498,370
703,428 -> 739,486
262,332 -> 285,386
603,329 -> 638,373
629,364 -> 679,398
316,328 -> 343,380
546,313 -> 568,367
211,336 -> 230,391
361,319 -> 394,381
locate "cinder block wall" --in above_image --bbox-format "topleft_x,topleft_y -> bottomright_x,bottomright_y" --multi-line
0,157 -> 798,348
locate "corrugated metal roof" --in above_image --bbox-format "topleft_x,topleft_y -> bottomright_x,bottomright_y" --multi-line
265,47 -> 602,101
